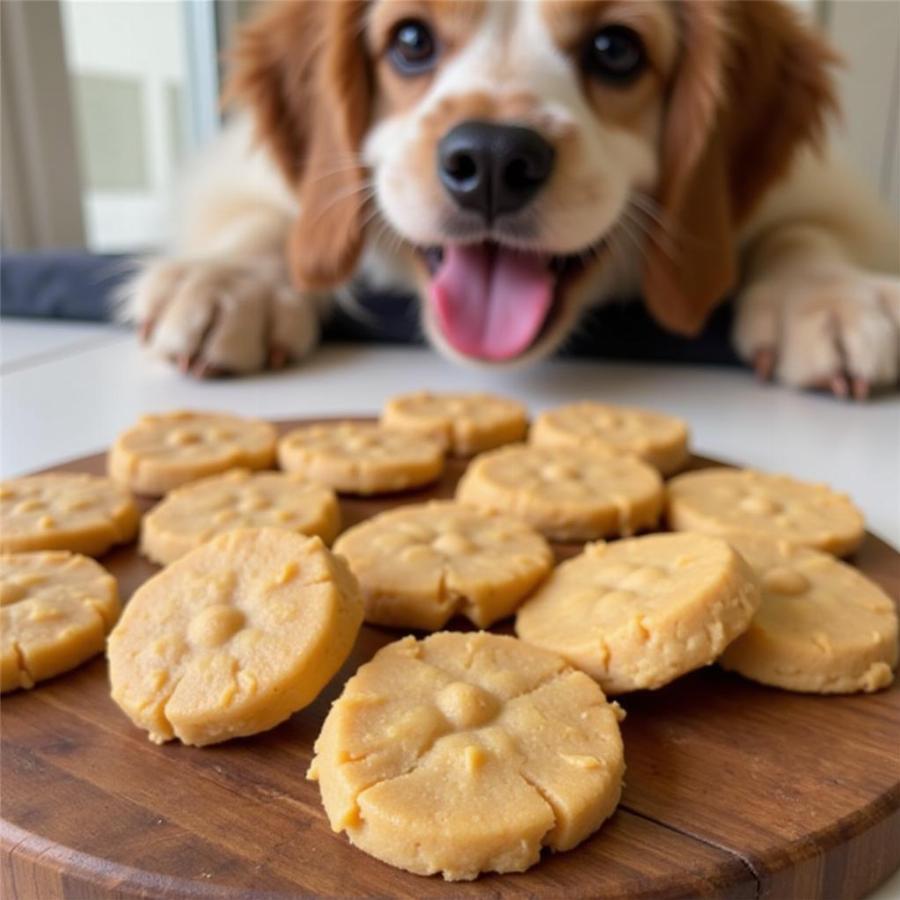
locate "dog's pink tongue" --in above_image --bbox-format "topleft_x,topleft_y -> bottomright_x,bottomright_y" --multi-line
430,244 -> 554,361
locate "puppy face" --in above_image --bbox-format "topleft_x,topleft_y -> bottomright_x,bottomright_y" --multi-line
231,0 -> 836,365
362,0 -> 677,362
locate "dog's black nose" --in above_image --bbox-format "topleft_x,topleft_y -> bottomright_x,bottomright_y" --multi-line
437,121 -> 555,221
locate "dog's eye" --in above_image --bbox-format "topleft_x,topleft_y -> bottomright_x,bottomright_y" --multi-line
584,25 -> 646,84
388,19 -> 437,74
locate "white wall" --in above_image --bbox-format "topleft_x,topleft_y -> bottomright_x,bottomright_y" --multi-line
825,0 -> 900,222
60,0 -> 189,252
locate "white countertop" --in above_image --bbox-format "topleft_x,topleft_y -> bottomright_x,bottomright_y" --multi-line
1,318 -> 899,898
2,318 -> 898,548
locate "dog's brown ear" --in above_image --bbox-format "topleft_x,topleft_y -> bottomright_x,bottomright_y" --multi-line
642,0 -> 838,335
225,0 -> 371,292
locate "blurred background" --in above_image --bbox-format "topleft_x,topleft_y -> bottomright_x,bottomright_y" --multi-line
1,0 -> 897,259
3,0 -> 248,254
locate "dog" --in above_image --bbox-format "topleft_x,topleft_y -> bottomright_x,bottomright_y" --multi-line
127,0 -> 900,398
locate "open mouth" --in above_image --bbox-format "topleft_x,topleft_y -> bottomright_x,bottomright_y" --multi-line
420,242 -> 593,362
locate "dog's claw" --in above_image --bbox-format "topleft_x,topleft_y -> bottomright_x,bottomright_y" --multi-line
851,376 -> 870,401
191,359 -> 228,379
268,343 -> 289,370
753,348 -> 776,381
830,373 -> 849,399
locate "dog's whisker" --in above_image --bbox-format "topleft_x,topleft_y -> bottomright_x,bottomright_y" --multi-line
369,219 -> 405,259
359,203 -> 391,235
315,150 -> 366,166
372,223 -> 408,266
360,207 -> 413,262
303,158 -> 369,186
627,193 -> 679,259
609,214 -> 649,264
317,178 -> 376,206
634,222 -> 677,263
629,192 -> 672,230
304,165 -> 366,186
628,201 -> 674,241
384,227 -> 408,259
620,203 -> 679,264
308,182 -> 377,228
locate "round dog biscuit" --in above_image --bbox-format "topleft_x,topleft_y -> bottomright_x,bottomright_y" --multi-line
719,534 -> 897,693
667,468 -> 864,557
333,501 -> 552,630
516,533 -> 761,693
308,631 -> 624,881
382,391 -> 527,455
531,401 -> 689,475
0,474 -> 139,556
141,469 -> 340,565
107,528 -> 364,746
109,410 -> 277,496
1,551 -> 120,693
278,422 -> 444,494
456,444 -> 663,541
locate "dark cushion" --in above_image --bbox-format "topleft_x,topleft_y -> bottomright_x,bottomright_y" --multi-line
0,251 -> 741,367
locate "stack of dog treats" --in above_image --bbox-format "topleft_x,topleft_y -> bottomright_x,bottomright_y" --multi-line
1,394 -> 897,882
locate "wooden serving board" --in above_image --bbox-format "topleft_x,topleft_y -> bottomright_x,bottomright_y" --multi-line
2,418 -> 899,899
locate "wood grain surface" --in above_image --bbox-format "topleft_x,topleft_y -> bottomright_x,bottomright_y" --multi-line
2,418 -> 899,899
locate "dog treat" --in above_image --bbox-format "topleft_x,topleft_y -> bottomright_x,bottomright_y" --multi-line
719,534 -> 897,693
1,551 -> 120,693
531,401 -> 689,475
516,533 -> 761,693
456,444 -> 663,541
0,474 -> 139,556
141,469 -> 340,565
109,410 -> 277,496
108,528 -> 363,746
309,631 -> 624,881
381,391 -> 528,455
333,501 -> 552,630
278,422 -> 445,495
666,467 -> 864,557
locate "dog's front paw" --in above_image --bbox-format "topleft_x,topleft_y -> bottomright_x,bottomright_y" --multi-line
123,257 -> 320,377
733,266 -> 900,399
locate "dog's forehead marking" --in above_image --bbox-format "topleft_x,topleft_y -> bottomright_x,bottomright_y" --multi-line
361,0 -> 662,260
418,0 -> 585,129
363,0 -> 580,165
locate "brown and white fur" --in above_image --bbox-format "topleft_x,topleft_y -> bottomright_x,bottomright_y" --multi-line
127,0 -> 900,398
